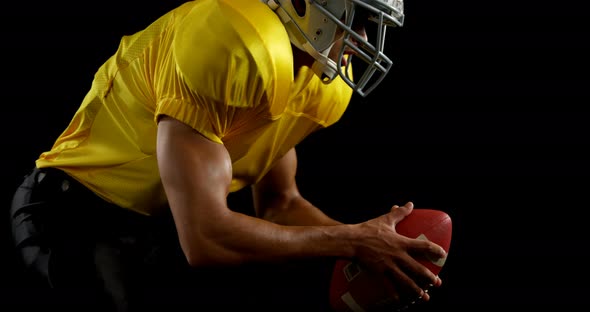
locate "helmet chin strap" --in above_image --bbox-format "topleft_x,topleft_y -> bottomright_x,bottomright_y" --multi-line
302,42 -> 339,83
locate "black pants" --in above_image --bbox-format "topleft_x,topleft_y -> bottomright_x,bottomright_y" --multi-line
9,167 -> 335,312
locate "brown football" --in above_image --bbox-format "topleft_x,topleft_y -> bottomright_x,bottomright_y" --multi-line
329,208 -> 453,312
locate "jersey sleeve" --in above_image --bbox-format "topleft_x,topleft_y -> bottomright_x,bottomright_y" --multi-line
154,0 -> 293,144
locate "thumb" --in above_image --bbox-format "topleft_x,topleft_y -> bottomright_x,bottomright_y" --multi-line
389,201 -> 414,224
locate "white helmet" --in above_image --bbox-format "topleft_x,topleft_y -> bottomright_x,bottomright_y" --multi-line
264,0 -> 404,97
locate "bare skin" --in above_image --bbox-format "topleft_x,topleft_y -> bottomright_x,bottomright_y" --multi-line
156,25 -> 445,305
157,118 -> 445,302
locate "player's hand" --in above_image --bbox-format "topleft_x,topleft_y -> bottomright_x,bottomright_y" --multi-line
352,202 -> 446,305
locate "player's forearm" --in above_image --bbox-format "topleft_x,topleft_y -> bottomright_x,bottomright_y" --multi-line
260,195 -> 342,226
182,209 -> 356,267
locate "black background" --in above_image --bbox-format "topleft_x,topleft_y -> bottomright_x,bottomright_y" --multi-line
2,0 -> 590,310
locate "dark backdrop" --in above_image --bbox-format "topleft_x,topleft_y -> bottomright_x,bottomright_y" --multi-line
2,0 -> 589,310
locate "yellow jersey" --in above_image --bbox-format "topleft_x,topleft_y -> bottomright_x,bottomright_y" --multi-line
36,0 -> 353,216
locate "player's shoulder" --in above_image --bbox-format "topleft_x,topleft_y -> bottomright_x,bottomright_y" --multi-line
172,0 -> 292,115
174,0 -> 291,67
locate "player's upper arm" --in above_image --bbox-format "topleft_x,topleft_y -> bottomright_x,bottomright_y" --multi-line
156,115 -> 233,263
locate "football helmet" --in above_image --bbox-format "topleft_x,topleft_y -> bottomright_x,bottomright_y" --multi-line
264,0 -> 404,96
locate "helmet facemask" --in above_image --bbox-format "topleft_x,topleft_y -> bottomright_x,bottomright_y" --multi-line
265,0 -> 405,97
335,0 -> 404,96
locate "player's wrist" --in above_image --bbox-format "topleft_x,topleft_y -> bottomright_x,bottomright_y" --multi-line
344,223 -> 375,260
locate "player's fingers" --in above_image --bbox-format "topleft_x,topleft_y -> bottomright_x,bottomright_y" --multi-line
384,257 -> 426,303
397,244 -> 442,290
397,291 -> 430,312
382,276 -> 430,307
410,239 -> 447,264
389,202 -> 414,223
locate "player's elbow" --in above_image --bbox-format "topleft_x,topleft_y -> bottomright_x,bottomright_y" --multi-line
179,233 -> 241,268
182,244 -> 221,268
182,246 -> 211,268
